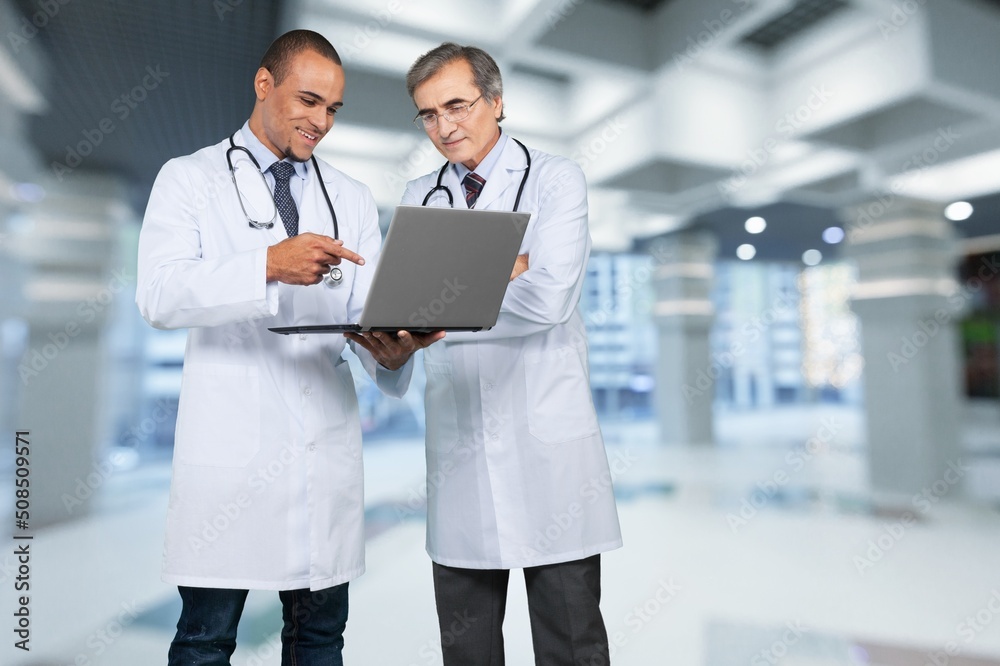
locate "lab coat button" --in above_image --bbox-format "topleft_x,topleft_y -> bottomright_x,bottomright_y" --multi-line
491,433 -> 499,441
483,382 -> 494,391
309,443 -> 317,452
303,387 -> 312,396
300,334 -> 307,341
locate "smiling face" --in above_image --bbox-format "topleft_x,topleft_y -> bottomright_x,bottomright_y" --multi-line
412,58 -> 502,170
249,48 -> 344,162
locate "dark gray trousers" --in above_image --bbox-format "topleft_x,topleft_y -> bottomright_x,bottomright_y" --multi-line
431,554 -> 610,666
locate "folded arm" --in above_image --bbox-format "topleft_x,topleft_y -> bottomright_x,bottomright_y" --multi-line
446,164 -> 591,343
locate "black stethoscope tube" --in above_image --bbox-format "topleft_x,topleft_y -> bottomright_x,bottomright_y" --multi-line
227,132 -> 342,285
421,137 -> 531,212
227,133 -> 340,241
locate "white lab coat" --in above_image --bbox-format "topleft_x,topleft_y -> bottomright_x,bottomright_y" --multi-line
137,132 -> 411,591
402,137 -> 623,569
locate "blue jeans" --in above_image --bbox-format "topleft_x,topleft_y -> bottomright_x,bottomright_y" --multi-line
167,583 -> 349,666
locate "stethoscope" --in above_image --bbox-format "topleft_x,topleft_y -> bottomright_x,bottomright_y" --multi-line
421,137 -> 531,211
226,133 -> 343,286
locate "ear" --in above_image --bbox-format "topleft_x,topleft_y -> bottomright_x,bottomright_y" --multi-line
491,95 -> 503,120
254,67 -> 273,102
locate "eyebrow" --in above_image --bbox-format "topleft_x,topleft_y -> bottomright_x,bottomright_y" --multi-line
300,89 -> 344,109
416,97 -> 472,116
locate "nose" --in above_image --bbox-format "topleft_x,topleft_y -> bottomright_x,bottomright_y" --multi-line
310,107 -> 330,134
436,115 -> 458,138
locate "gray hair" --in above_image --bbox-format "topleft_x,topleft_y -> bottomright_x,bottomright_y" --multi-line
406,43 -> 505,122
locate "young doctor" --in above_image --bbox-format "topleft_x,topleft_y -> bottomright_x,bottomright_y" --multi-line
389,43 -> 623,665
136,30 -> 441,665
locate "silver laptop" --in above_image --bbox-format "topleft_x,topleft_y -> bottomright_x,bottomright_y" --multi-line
269,205 -> 530,334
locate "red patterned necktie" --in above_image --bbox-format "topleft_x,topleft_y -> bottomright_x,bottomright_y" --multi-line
462,172 -> 486,209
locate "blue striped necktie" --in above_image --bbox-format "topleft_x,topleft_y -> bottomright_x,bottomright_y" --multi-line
268,161 -> 298,237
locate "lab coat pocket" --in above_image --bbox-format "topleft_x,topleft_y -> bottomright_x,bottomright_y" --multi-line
424,362 -> 460,453
524,347 -> 600,444
174,363 -> 261,467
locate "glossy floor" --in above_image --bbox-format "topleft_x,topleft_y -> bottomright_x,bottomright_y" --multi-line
4,404 -> 1000,665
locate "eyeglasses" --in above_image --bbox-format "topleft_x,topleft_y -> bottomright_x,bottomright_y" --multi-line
413,95 -> 483,129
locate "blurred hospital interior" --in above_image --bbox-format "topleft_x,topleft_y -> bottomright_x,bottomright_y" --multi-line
2,0 -> 1000,663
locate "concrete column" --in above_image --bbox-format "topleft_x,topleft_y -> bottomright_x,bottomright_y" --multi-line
842,196 -> 964,502
650,228 -> 717,446
8,175 -> 131,527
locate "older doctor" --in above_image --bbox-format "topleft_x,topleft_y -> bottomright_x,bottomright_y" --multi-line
137,30 -> 440,666
393,43 -> 622,665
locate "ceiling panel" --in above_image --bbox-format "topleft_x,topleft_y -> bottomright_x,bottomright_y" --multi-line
14,0 -> 281,210
598,0 -> 677,12
742,0 -> 850,51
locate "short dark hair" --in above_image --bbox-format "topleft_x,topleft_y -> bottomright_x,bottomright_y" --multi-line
406,43 -> 505,122
259,29 -> 341,87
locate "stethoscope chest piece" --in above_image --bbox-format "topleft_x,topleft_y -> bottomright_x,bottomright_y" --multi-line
324,266 -> 344,287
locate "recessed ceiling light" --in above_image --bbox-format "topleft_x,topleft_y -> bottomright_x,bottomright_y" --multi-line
944,201 -> 974,221
736,244 -> 756,260
802,249 -> 822,266
745,216 -> 767,234
822,226 -> 844,244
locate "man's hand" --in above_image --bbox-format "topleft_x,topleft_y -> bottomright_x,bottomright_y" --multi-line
345,330 -> 446,371
266,233 -> 365,285
511,253 -> 529,281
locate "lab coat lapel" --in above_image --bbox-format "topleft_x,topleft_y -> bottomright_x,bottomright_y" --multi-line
474,138 -> 526,211
301,160 -> 340,237
442,167 -> 470,210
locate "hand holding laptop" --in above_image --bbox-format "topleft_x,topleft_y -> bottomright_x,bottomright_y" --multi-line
266,233 -> 365,285
346,329 -> 446,371
510,253 -> 529,281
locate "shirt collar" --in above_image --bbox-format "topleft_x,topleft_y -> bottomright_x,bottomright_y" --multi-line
454,129 -> 508,183
238,121 -> 309,180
